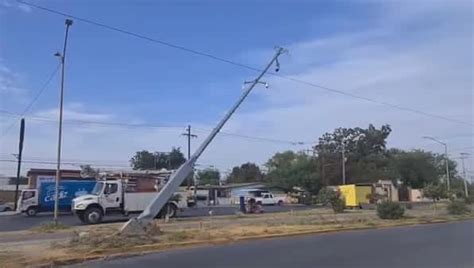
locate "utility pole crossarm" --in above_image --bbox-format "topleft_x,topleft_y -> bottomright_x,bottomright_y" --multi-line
120,47 -> 287,234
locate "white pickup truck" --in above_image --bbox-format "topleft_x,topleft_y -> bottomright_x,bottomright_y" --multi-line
72,179 -> 185,224
253,192 -> 285,206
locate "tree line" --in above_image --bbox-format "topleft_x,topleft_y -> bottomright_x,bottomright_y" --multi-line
128,124 -> 470,196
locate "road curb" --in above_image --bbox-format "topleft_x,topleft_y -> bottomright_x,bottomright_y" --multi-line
0,211 -> 20,217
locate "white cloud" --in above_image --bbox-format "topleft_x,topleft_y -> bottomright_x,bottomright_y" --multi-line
0,0 -> 32,13
0,61 -> 25,96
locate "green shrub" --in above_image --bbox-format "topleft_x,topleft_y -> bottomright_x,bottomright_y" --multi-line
316,188 -> 345,213
331,198 -> 345,213
447,200 -> 471,215
377,201 -> 405,219
464,195 -> 474,204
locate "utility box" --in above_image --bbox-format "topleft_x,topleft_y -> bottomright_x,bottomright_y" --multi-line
337,184 -> 372,207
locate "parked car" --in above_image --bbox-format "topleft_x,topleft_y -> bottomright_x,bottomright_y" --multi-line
0,202 -> 14,212
254,192 -> 285,206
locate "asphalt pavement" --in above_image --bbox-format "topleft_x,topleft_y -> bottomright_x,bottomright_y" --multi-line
0,204 -> 310,232
74,220 -> 474,268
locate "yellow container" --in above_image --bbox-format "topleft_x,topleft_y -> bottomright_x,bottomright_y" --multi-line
337,184 -> 372,207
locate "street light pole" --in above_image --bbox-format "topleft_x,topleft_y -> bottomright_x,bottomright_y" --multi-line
460,153 -> 469,197
422,136 -> 450,191
341,140 -> 346,185
53,19 -> 73,224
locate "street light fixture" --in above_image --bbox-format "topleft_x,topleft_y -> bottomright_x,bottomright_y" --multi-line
422,136 -> 450,191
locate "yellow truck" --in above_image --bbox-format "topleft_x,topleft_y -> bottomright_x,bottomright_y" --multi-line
337,184 -> 372,208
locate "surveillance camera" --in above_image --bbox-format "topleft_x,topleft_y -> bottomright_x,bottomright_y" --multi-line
265,83 -> 269,89
275,67 -> 279,72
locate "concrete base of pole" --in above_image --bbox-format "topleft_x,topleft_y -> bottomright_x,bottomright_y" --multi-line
119,217 -> 158,236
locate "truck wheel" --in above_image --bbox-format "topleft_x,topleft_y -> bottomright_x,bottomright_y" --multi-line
166,203 -> 178,218
76,212 -> 86,223
158,203 -> 178,218
277,200 -> 283,206
84,207 -> 103,224
26,206 -> 37,216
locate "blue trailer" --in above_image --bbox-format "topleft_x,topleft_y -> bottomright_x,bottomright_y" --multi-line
19,179 -> 96,216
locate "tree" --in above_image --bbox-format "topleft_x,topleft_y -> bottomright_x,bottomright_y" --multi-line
130,150 -> 156,170
423,183 -> 447,202
389,150 -> 440,188
226,162 -> 264,183
167,147 -> 187,169
315,124 -> 392,185
8,176 -> 28,185
80,165 -> 99,178
130,148 -> 186,170
197,168 -> 220,185
265,151 -> 322,194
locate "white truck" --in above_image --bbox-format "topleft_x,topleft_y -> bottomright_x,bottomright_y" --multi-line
253,192 -> 285,206
72,179 -> 185,224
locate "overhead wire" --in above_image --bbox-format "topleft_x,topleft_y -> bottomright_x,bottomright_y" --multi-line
0,109 -> 185,129
1,109 -> 312,145
1,64 -> 60,137
15,0 -> 473,127
0,159 -> 131,168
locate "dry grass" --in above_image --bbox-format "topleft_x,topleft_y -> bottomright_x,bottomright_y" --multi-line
1,208 -> 472,268
30,221 -> 70,233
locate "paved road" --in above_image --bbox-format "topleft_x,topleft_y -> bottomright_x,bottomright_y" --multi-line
0,205 -> 309,232
76,220 -> 474,268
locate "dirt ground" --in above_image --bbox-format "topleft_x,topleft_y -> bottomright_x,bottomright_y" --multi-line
0,204 -> 472,267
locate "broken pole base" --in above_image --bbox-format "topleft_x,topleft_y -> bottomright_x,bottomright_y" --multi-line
119,217 -> 159,236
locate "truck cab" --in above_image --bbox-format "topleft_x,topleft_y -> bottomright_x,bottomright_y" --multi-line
72,180 -> 180,224
72,180 -> 123,224
18,189 -> 39,216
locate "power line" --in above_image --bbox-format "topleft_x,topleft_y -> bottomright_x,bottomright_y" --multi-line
0,159 -> 130,168
16,0 -> 473,127
193,127 -> 311,145
16,0 -> 259,73
0,109 -> 313,145
0,110 -> 185,129
1,64 -> 60,137
450,146 -> 474,152
0,154 -> 130,164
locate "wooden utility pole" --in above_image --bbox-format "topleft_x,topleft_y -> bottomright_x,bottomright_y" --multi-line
182,125 -> 197,187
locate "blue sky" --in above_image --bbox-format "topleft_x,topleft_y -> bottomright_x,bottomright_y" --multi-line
0,0 -> 473,177
1,1 -> 378,123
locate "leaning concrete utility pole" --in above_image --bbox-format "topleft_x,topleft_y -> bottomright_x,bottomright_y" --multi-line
120,47 -> 287,234
53,19 -> 73,224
